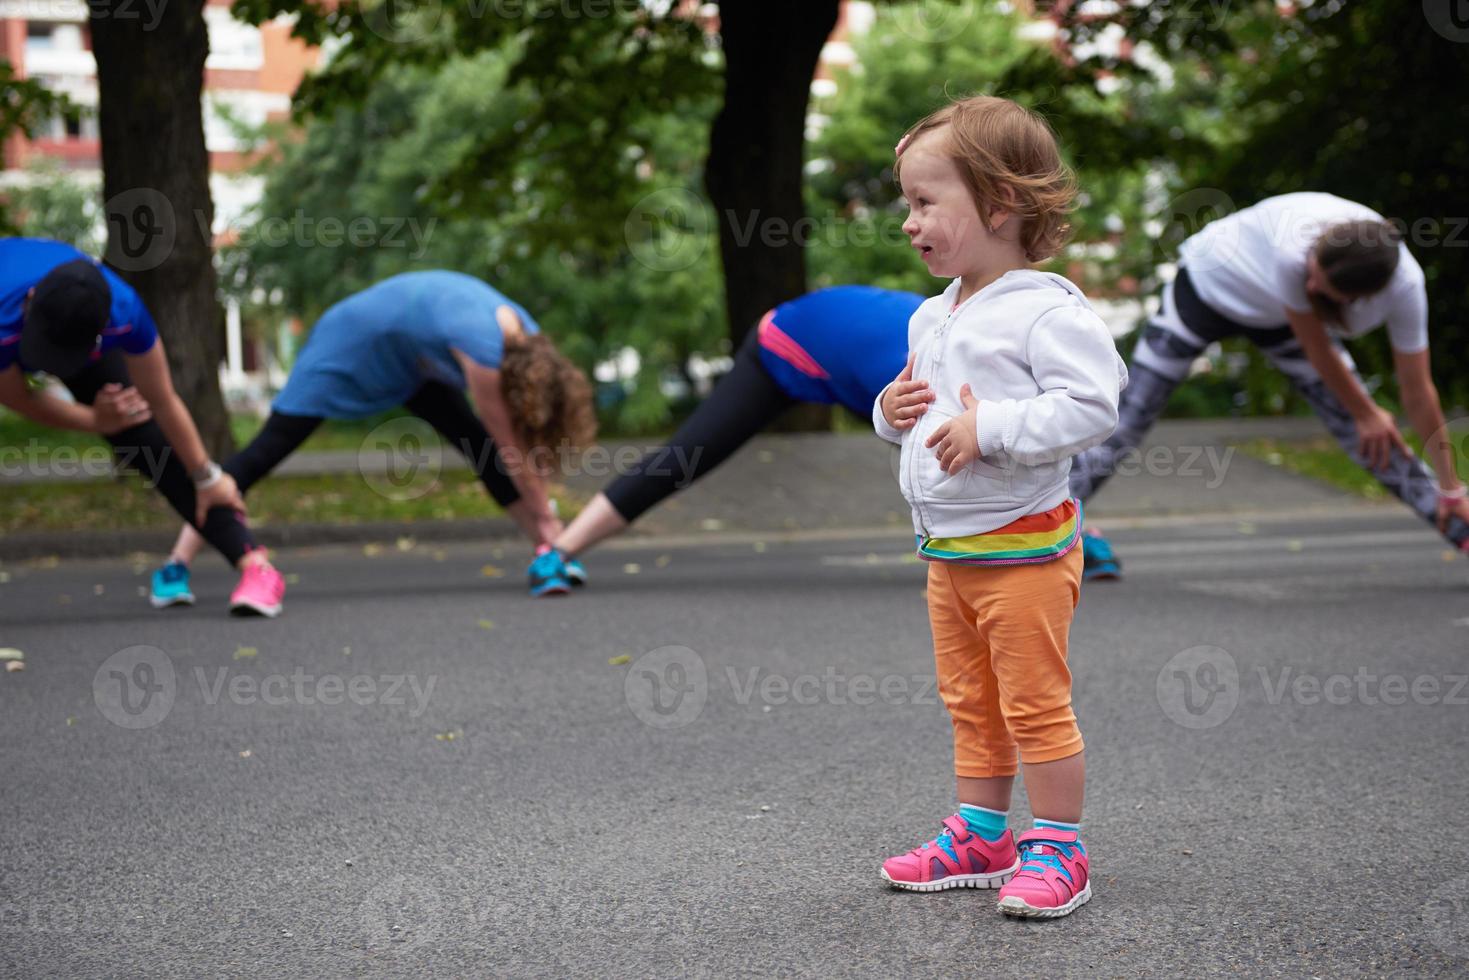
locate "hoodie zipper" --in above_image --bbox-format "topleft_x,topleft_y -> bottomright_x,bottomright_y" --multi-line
909,296 -> 966,537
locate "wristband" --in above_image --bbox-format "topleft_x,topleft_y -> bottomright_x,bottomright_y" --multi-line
1439,485 -> 1468,501
191,461 -> 223,490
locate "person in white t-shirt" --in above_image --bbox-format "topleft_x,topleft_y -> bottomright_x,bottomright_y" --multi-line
1070,193 -> 1467,578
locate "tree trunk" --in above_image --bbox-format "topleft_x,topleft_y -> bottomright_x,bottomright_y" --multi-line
90,0 -> 232,457
706,0 -> 839,431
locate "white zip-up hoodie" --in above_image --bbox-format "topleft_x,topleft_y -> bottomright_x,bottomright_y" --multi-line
873,270 -> 1128,538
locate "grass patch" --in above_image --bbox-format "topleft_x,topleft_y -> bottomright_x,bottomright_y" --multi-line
0,469 -> 584,535
1237,433 -> 1469,500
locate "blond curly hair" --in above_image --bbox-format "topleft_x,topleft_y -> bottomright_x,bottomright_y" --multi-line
499,334 -> 597,455
894,95 -> 1077,263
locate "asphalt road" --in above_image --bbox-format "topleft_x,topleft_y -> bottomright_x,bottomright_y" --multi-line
2,510 -> 1467,977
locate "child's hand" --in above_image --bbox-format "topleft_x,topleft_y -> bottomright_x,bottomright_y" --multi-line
925,384 -> 980,475
880,353 -> 934,429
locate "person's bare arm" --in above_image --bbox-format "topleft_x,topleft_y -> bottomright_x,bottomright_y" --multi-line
1395,346 -> 1469,532
0,363 -> 99,432
453,349 -> 560,542
1285,307 -> 1406,471
126,341 -> 246,524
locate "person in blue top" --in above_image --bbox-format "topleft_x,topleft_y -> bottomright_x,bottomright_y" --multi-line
154,270 -> 597,601
526,285 -> 924,595
0,237 -> 285,616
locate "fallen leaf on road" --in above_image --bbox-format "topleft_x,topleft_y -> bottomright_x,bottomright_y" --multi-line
234,646 -> 258,660
0,649 -> 23,661
480,564 -> 504,578
342,646 -> 352,656
477,619 -> 496,631
0,571 -> 10,583
66,716 -> 75,726
434,731 -> 459,741
1286,540 -> 1304,552
753,542 -> 766,553
608,655 -> 631,666
396,536 -> 416,552
285,574 -> 301,585
655,555 -> 671,568
623,563 -> 641,575
757,450 -> 774,463
93,584 -> 105,595
239,749 -> 252,758
1236,522 -> 1257,535
433,550 -> 447,562
362,543 -> 383,557
35,556 -> 60,569
5,661 -> 23,673
700,519 -> 724,532
1445,550 -> 1459,563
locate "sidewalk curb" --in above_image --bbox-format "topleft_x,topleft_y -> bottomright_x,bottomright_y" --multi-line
0,516 -> 525,561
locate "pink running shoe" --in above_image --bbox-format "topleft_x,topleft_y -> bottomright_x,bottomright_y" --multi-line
996,828 -> 1091,918
881,814 -> 1019,892
229,559 -> 285,618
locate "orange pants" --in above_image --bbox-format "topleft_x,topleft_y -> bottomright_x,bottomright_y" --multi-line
926,546 -> 1084,779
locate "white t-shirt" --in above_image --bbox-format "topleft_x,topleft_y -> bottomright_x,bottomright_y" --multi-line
1178,192 -> 1428,353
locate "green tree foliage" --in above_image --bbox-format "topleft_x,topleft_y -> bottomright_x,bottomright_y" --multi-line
224,49 -> 724,433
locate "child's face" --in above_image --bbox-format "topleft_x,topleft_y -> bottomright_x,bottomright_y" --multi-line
898,132 -> 994,281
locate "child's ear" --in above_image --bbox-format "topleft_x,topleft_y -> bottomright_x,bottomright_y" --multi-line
988,186 -> 1019,233
496,304 -> 526,346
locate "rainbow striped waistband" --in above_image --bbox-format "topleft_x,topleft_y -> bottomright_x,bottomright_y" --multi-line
917,498 -> 1082,566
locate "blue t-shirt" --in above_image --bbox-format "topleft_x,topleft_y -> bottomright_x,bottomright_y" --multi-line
0,238 -> 159,373
272,271 -> 541,419
756,286 -> 924,414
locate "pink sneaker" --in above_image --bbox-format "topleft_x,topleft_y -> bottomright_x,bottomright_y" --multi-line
996,828 -> 1091,918
881,814 -> 1019,892
229,560 -> 285,618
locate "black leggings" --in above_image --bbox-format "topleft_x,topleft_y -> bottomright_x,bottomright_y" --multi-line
226,381 -> 521,507
603,329 -> 797,523
61,351 -> 256,565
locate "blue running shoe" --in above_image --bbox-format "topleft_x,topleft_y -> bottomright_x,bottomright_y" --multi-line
527,547 -> 571,598
563,555 -> 588,587
150,560 -> 196,608
1081,530 -> 1121,581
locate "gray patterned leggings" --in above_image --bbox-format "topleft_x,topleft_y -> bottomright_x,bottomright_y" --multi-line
1068,267 -> 1469,550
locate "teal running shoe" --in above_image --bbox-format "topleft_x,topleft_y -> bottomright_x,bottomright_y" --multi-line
150,560 -> 196,608
527,547 -> 571,598
563,555 -> 588,587
1081,530 -> 1121,581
